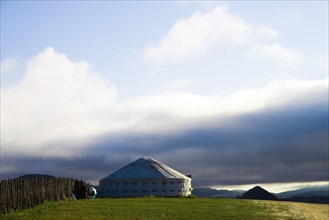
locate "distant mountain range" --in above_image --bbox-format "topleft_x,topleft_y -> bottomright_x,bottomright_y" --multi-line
277,186 -> 329,204
276,186 -> 329,198
192,187 -> 245,198
193,185 -> 328,204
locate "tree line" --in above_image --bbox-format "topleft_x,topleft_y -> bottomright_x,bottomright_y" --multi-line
0,177 -> 88,214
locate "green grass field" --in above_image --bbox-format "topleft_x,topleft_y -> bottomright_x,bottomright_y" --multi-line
1,198 -> 328,220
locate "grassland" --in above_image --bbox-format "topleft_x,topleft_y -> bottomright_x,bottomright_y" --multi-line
1,198 -> 328,220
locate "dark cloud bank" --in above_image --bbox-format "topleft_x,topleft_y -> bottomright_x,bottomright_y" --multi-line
1,99 -> 328,187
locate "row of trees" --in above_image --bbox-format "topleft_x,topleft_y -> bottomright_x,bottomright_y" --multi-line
0,177 -> 87,214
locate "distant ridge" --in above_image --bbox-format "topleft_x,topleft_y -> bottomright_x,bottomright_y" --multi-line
240,186 -> 277,200
16,174 -> 55,179
277,186 -> 329,198
193,187 -> 245,198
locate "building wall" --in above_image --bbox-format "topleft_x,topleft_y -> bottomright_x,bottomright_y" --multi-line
98,178 -> 192,197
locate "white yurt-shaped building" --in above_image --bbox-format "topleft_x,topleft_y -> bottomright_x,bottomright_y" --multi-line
98,157 -> 192,197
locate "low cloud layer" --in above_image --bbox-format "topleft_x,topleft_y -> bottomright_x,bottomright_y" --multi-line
2,98 -> 327,186
1,47 -> 328,187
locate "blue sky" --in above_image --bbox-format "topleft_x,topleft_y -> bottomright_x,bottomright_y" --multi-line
1,1 -> 328,192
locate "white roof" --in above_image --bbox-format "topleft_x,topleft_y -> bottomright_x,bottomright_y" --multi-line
101,157 -> 190,181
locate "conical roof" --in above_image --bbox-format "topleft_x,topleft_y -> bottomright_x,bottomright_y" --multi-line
101,157 -> 190,180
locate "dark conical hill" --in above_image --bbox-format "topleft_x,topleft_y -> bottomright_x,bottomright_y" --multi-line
240,186 -> 277,200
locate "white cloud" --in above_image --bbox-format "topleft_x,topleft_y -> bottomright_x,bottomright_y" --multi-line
1,57 -> 17,76
143,5 -> 252,64
254,26 -> 278,41
143,5 -> 303,66
250,43 -> 303,64
122,77 -> 327,120
1,47 -> 118,152
1,48 -> 326,157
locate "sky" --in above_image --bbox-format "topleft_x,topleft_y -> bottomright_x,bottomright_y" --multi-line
1,1 -> 328,192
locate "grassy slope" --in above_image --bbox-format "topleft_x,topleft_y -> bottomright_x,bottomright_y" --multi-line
1,198 -> 328,220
